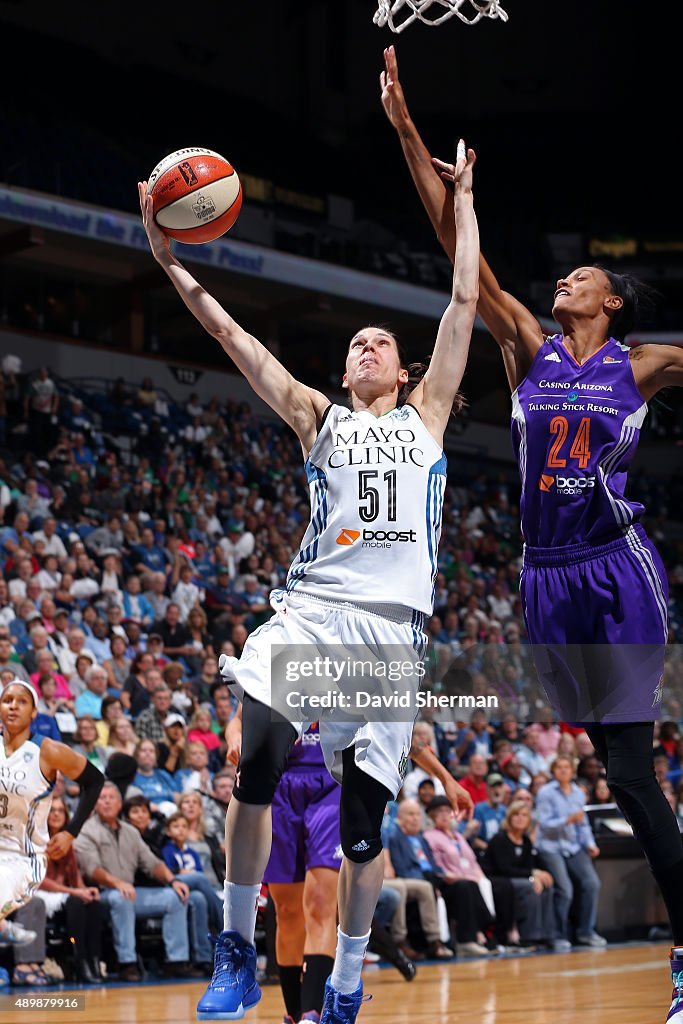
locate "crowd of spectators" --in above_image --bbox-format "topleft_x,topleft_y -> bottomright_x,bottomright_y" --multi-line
0,363 -> 682,984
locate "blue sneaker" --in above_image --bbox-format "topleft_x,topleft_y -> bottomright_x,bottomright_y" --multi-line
668,952 -> 683,1021
319,978 -> 370,1024
196,930 -> 261,1020
0,967 -> 9,987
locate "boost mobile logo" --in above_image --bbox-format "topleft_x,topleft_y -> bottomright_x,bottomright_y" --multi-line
336,528 -> 360,546
541,475 -> 596,495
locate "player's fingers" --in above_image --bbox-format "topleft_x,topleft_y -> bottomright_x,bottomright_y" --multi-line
388,43 -> 398,74
432,157 -> 454,173
468,148 -> 477,166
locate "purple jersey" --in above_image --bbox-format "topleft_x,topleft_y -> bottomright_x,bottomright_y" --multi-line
286,721 -> 326,770
512,335 -> 647,547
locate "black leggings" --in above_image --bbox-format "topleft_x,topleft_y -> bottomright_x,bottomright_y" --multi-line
234,694 -> 391,862
585,722 -> 683,942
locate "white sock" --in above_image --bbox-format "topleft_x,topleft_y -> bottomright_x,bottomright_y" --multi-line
223,881 -> 261,944
330,927 -> 371,995
673,947 -> 683,959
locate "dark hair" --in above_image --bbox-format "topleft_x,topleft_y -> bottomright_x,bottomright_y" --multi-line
350,325 -> 466,416
593,265 -> 658,341
165,811 -> 189,831
122,793 -> 151,817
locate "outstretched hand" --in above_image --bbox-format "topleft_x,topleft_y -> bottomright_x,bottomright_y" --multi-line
380,45 -> 411,131
137,180 -> 171,262
433,144 -> 477,197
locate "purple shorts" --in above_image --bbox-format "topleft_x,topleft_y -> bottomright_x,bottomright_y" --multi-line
263,768 -> 342,884
521,525 -> 669,724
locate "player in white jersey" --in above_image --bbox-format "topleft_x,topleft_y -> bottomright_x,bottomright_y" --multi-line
0,680 -> 104,951
138,140 -> 478,1024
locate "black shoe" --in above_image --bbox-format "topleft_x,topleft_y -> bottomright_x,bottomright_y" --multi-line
118,963 -> 142,982
162,961 -> 205,979
393,946 -> 418,981
75,959 -> 96,984
88,957 -> 103,981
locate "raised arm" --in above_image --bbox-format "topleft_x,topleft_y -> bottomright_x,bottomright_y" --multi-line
380,45 -> 543,389
409,141 -> 478,444
138,182 -> 329,453
628,343 -> 683,400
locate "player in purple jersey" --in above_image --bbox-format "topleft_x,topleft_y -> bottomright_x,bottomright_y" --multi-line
380,44 -> 683,1022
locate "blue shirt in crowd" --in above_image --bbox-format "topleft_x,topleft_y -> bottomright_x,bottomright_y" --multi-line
535,779 -> 596,857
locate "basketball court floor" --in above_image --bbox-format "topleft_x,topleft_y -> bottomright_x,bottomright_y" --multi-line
3,943 -> 670,1023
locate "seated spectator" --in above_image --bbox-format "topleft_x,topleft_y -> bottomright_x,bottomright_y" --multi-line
161,811 -> 223,965
143,571 -> 170,622
157,713 -> 190,775
515,727 -> 550,779
135,683 -> 174,742
122,574 -> 155,627
133,526 -> 168,575
147,632 -> 170,669
535,755 -> 606,950
483,801 -> 555,950
122,652 -> 156,717
133,738 -> 180,816
74,664 -> 109,719
171,562 -> 202,623
67,650 -> 96,698
0,633 -> 31,681
175,740 -> 214,794
385,800 -> 454,961
71,715 -> 109,773
472,772 -> 508,856
423,796 -> 494,957
458,754 -> 491,805
37,796 -> 104,983
31,650 -> 74,706
178,790 -> 225,887
122,793 -> 167,858
456,710 -> 493,764
108,715 -> 138,757
202,768 -> 235,846
188,707 -> 222,754
83,617 -> 112,666
497,751 -> 528,793
577,754 -> 605,797
152,602 -> 194,661
102,634 -> 131,692
192,655 -> 220,704
57,627 -> 95,679
184,606 -> 214,677
590,778 -> 614,805
73,781 -> 202,981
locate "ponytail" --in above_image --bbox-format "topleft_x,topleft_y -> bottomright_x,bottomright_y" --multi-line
397,356 -> 467,417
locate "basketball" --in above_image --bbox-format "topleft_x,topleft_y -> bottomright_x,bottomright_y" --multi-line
147,147 -> 242,244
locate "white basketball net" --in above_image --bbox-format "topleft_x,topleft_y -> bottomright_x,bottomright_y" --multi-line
374,0 -> 508,32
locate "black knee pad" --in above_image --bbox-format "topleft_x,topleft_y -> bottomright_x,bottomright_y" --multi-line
233,694 -> 296,805
340,821 -> 384,864
339,746 -> 391,863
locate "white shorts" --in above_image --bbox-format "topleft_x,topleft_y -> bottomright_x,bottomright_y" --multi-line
220,590 -> 427,798
0,852 -> 47,920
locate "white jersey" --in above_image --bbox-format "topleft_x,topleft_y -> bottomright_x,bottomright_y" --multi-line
0,736 -> 53,859
286,404 -> 447,615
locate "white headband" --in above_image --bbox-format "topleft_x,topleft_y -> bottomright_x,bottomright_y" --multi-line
1,678 -> 39,708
